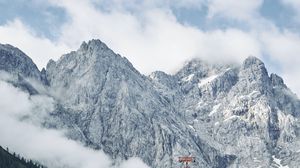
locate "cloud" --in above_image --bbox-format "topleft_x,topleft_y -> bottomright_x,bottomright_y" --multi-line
1,0 -> 300,97
0,19 -> 70,70
0,0 -> 279,75
45,0 -> 300,96
260,30 -> 300,95
207,0 -> 263,21
90,0 -> 205,11
0,79 -> 110,168
119,157 -> 150,168
0,77 -> 149,168
280,0 -> 300,16
46,0 -> 261,74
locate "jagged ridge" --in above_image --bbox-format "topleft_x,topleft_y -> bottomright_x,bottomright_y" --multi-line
1,40 -> 300,168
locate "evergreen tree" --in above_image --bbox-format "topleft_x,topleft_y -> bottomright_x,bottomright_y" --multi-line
0,146 -> 45,168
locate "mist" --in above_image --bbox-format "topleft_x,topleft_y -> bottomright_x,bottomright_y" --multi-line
0,77 -> 149,168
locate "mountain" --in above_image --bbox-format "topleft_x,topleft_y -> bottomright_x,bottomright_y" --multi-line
161,56 -> 300,167
0,44 -> 47,94
0,44 -> 41,80
0,146 -> 43,168
1,40 -> 300,168
44,40 -> 234,168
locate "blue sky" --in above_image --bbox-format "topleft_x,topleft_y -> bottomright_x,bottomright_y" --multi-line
1,0 -> 299,39
1,0 -> 300,95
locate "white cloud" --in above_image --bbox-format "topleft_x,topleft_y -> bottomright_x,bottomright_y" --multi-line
0,19 -> 70,70
46,0 -> 261,74
197,29 -> 261,63
1,0 -> 300,97
0,80 -> 110,168
0,0 -> 264,74
90,0 -> 205,10
281,0 -> 300,12
260,30 -> 300,95
207,0 -> 263,21
0,78 -> 149,168
119,157 -> 150,168
46,0 -> 300,97
0,117 -> 112,168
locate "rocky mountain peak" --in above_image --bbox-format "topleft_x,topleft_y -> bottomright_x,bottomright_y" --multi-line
46,59 -> 56,70
46,39 -> 122,75
239,56 -> 270,89
0,44 -> 15,51
149,71 -> 178,90
79,39 -> 109,52
242,56 -> 265,69
3,41 -> 300,168
40,40 -> 239,168
149,71 -> 171,80
0,43 -> 41,80
45,39 -> 143,106
270,73 -> 286,88
176,58 -> 234,81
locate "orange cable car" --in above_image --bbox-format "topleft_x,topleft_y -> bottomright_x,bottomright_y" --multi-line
178,156 -> 195,168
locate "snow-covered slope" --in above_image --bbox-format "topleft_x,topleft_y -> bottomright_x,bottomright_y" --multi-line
152,56 -> 300,168
1,40 -> 300,168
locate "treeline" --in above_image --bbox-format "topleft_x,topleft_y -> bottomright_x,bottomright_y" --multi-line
0,146 -> 45,168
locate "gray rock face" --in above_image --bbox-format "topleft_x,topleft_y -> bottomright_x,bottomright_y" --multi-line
0,44 -> 41,80
1,40 -> 300,168
168,56 -> 300,168
45,39 -> 234,168
0,43 -> 47,94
